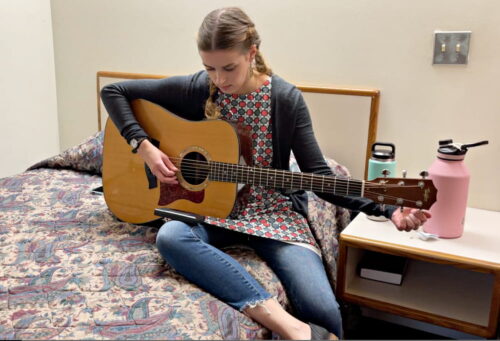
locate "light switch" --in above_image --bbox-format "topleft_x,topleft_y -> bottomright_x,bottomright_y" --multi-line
433,31 -> 471,65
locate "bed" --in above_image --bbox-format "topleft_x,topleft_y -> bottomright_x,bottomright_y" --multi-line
0,71 -> 380,339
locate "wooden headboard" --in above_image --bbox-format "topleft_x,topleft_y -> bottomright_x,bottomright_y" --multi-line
97,71 -> 380,180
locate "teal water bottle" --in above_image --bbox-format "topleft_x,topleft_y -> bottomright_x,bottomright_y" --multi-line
367,142 -> 396,181
367,142 -> 396,222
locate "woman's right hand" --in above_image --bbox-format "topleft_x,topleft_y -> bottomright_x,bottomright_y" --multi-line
137,140 -> 179,184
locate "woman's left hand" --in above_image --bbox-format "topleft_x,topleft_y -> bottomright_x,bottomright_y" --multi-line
390,208 -> 432,232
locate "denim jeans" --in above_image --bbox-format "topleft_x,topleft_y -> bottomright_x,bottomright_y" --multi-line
156,220 -> 343,336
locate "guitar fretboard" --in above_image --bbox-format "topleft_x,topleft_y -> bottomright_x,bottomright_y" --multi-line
208,161 -> 363,197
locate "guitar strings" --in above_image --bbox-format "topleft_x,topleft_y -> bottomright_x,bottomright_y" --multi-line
168,156 -> 360,188
167,157 -> 422,190
173,169 -> 423,202
171,157 -> 359,185
166,168 -> 425,205
173,160 -> 364,192
164,166 -> 424,205
174,161 -> 404,188
172,159 -> 416,191
158,158 -> 427,205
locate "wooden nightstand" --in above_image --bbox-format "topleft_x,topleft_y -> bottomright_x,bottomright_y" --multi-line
336,207 -> 500,338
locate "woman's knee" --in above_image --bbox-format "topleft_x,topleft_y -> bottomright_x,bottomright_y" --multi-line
156,220 -> 194,254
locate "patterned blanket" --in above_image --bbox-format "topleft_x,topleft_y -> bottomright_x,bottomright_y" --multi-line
0,132 -> 350,340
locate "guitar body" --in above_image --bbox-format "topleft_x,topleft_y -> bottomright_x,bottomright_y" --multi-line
103,100 -> 437,224
103,99 -> 240,224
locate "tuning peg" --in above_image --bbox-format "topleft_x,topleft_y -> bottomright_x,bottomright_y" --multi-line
398,170 -> 407,187
381,169 -> 391,178
398,172 -> 406,211
415,171 -> 428,209
419,171 -> 429,179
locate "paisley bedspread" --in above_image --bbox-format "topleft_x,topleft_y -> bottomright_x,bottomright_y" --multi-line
0,132 -> 350,340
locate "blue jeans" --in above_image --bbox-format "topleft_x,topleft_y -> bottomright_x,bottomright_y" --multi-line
156,220 -> 343,336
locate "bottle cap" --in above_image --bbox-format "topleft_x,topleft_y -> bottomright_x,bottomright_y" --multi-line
371,142 -> 395,161
437,139 -> 489,160
438,144 -> 466,156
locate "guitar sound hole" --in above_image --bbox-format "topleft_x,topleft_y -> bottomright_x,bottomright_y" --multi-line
180,152 -> 209,185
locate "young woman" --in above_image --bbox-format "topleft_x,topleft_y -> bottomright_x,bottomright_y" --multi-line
101,7 -> 430,339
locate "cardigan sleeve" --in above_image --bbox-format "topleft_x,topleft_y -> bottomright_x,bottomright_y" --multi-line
100,71 -> 208,144
289,89 -> 396,219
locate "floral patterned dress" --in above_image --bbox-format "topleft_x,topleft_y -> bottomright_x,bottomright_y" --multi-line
204,78 -> 319,252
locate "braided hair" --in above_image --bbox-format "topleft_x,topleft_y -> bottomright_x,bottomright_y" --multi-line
197,7 -> 272,119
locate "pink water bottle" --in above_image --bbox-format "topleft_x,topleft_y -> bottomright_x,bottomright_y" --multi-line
423,139 -> 488,238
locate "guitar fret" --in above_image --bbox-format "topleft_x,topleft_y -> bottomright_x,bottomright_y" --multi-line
209,161 -> 363,198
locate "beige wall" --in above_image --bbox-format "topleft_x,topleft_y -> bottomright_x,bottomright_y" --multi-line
0,0 -> 59,178
51,0 -> 499,211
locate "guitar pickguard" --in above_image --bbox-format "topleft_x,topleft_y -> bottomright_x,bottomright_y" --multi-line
158,183 -> 204,206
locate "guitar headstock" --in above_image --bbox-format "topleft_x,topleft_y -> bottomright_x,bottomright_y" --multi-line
364,177 -> 437,210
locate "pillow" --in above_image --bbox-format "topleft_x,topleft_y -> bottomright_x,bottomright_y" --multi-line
27,131 -> 104,175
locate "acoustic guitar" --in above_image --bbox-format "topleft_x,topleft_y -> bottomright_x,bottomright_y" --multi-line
103,99 -> 437,224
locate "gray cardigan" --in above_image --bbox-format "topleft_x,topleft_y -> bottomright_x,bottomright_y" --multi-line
101,70 -> 395,219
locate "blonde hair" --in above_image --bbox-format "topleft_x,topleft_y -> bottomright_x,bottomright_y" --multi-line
197,7 -> 272,119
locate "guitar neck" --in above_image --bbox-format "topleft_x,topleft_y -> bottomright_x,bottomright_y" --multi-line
208,160 -> 363,197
